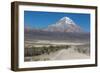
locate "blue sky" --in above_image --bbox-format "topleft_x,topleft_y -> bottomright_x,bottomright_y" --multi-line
24,11 -> 90,32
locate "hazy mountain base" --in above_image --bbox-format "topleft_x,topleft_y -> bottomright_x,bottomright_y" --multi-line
24,31 -> 90,61
25,31 -> 90,43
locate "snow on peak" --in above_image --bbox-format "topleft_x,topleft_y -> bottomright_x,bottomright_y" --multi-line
59,16 -> 75,25
60,16 -> 72,21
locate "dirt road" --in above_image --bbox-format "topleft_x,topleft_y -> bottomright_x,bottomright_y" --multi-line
50,48 -> 89,60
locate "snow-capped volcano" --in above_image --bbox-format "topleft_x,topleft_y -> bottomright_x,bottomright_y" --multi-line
45,17 -> 82,32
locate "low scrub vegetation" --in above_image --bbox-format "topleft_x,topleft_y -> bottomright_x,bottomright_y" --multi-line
24,45 -> 70,57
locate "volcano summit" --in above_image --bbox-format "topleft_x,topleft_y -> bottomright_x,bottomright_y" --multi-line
45,17 -> 83,32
